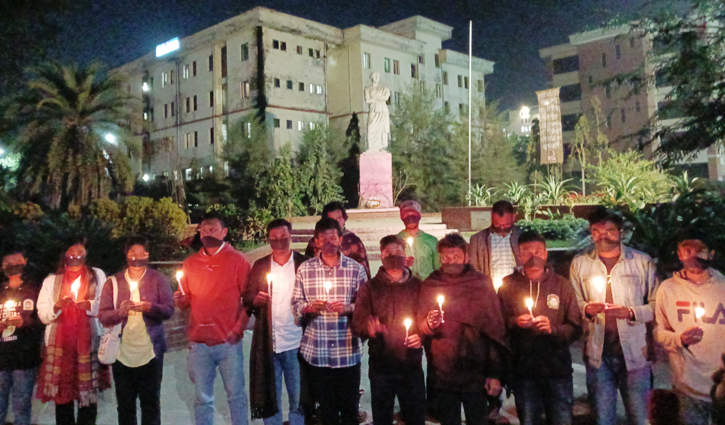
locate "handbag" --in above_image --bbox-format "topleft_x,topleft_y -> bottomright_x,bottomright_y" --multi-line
98,276 -> 123,364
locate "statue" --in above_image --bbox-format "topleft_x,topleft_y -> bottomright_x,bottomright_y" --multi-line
364,72 -> 391,152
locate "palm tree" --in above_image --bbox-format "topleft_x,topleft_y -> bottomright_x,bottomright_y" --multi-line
6,61 -> 141,210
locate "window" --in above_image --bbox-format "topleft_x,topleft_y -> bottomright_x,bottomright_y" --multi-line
384,58 -> 390,73
435,84 -> 442,98
309,122 -> 315,130
309,48 -> 314,57
393,60 -> 400,75
287,80 -> 293,90
434,54 -> 440,68
621,108 -> 626,123
552,56 -> 579,74
194,131 -> 198,148
562,113 -> 580,132
464,76 -> 469,89
418,55 -> 425,64
273,118 -> 280,128
444,101 -> 450,114
298,121 -> 303,131
316,85 -> 323,95
443,71 -> 448,85
477,80 -> 483,92
286,120 -> 293,129
394,92 -> 400,106
222,123 -> 227,143
299,82 -> 305,91
411,64 -> 417,78
192,61 -> 197,76
309,84 -> 314,93
210,127 -> 214,145
457,75 -> 463,87
363,53 -> 371,69
170,102 -> 175,117
559,84 -> 582,102
240,81 -> 250,98
615,45 -> 621,59
193,95 -> 197,111
297,45 -> 303,54
280,42 -> 287,51
164,103 -> 168,118
635,101 -> 641,112
588,76 -> 593,85
241,43 -> 249,61
183,64 -> 189,79
169,70 -> 174,85
629,38 -> 635,48
209,91 -> 214,107
186,97 -> 190,113
209,55 -> 213,72
162,72 -> 168,87
185,133 -> 191,149
274,78 -> 280,88
273,40 -> 280,49
601,53 -> 607,68
459,103 -> 464,114
221,46 -> 227,78
185,169 -> 192,181
315,50 -> 321,58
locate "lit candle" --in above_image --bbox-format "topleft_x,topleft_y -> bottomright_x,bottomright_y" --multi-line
3,300 -> 16,318
267,273 -> 274,297
493,278 -> 503,292
176,270 -> 185,295
70,277 -> 81,302
129,280 -> 138,292
407,237 -> 415,258
591,276 -> 605,294
696,307 -> 706,320
404,318 -> 412,340
324,281 -> 332,301
437,295 -> 445,323
525,297 -> 534,318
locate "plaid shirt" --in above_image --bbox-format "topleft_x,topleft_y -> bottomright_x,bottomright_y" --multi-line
490,232 -> 516,284
292,254 -> 367,368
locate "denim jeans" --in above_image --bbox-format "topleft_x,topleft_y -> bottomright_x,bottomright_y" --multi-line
187,341 -> 249,425
0,367 -> 37,425
264,349 -> 304,425
675,390 -> 712,425
513,377 -> 573,425
585,356 -> 651,425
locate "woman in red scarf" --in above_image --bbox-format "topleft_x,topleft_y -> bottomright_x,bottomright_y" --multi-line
36,240 -> 110,425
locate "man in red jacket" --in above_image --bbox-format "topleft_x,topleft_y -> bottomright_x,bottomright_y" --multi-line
175,211 -> 251,425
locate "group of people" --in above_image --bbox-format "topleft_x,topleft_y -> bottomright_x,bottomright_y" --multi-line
1,199 -> 724,425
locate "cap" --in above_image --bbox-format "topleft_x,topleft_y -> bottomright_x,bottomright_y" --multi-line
399,200 -> 422,214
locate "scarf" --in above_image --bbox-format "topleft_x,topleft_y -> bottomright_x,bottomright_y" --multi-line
249,292 -> 278,419
37,267 -> 109,406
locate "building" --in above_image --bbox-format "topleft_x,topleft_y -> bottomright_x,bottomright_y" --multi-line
539,26 -> 725,180
506,105 -> 539,138
113,7 -> 494,180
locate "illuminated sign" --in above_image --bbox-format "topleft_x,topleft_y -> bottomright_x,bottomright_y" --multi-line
156,37 -> 180,57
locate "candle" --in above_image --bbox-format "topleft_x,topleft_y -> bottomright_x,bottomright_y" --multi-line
525,297 -> 534,318
591,276 -> 605,294
493,278 -> 503,292
176,270 -> 185,295
437,295 -> 445,323
696,307 -> 706,320
407,237 -> 415,258
70,277 -> 81,302
129,280 -> 138,292
324,281 -> 332,300
267,273 -> 274,297
404,318 -> 412,340
3,300 -> 15,318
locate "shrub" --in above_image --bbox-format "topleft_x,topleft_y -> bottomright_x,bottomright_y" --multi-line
517,216 -> 590,242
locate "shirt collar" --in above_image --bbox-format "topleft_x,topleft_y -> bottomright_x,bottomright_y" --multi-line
272,252 -> 294,267
202,242 -> 226,256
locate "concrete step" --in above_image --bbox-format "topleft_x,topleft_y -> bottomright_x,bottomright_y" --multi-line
291,228 -> 457,244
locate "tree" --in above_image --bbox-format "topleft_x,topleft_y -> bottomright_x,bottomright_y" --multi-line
255,145 -> 305,218
573,97 -> 609,195
5,61 -> 141,210
339,113 -> 362,207
298,135 -> 345,214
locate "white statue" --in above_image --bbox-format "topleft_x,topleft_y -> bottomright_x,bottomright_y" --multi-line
364,72 -> 391,152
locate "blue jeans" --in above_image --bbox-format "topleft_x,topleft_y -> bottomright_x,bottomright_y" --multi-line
586,357 -> 651,425
187,341 -> 249,425
264,349 -> 303,425
0,368 -> 38,425
513,377 -> 573,425
676,390 -> 712,425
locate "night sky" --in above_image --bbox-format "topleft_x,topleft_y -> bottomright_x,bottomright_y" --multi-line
53,0 -> 647,110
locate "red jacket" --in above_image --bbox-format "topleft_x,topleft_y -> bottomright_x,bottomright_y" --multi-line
179,244 -> 251,345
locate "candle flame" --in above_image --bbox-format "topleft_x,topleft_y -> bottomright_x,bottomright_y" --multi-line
493,278 -> 503,291
129,281 -> 138,291
324,281 -> 332,292
592,276 -> 605,293
525,298 -> 534,309
437,295 -> 444,305
407,238 -> 414,247
267,273 -> 274,284
3,300 -> 15,309
696,307 -> 706,319
404,318 -> 412,330
70,277 -> 81,294
175,270 -> 184,281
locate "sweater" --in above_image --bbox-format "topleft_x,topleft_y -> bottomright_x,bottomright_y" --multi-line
179,244 -> 251,345
498,267 -> 583,379
98,268 -> 175,359
0,282 -> 44,370
655,269 -> 725,401
351,266 -> 423,372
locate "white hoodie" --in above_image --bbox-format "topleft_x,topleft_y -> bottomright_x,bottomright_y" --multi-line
655,269 -> 725,401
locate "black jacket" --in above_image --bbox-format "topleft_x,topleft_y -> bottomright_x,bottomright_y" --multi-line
0,282 -> 44,370
243,252 -> 310,315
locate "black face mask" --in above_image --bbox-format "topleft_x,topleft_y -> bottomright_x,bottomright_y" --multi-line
269,238 -> 290,251
65,255 -> 86,268
320,242 -> 339,256
382,255 -> 406,271
597,237 -> 620,253
441,263 -> 465,276
683,257 -> 710,272
127,259 -> 149,268
492,225 -> 512,234
402,214 -> 421,226
3,265 -> 24,277
201,236 -> 224,248
524,256 -> 547,269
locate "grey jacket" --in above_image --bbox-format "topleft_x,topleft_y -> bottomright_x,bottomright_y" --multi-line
570,245 -> 659,371
468,227 -> 522,277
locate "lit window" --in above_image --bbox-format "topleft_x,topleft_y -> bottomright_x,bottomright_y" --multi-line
143,112 -> 148,120
162,72 -> 168,87
298,121 -> 303,131
316,85 -> 323,95
384,58 -> 390,73
142,82 -> 150,92
185,168 -> 192,181
310,84 -> 314,94
309,122 -> 315,130
222,123 -> 227,142
241,81 -> 250,98
363,53 -> 371,69
183,64 -> 189,79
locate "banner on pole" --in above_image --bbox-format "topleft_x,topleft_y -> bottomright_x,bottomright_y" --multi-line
536,88 -> 564,164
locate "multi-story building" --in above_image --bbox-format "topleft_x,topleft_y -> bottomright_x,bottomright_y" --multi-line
539,26 -> 725,180
113,7 -> 494,180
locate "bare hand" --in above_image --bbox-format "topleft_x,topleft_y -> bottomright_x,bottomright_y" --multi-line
585,302 -> 606,317
75,300 -> 91,311
131,301 -> 151,313
681,326 -> 704,346
303,300 -> 327,316
516,314 -> 534,328
253,292 -> 270,307
6,315 -> 23,328
534,315 -> 552,334
405,334 -> 422,349
120,300 -> 135,311
485,378 -> 502,396
367,317 -> 387,338
174,291 -> 187,307
605,304 -> 632,319
53,297 -> 74,313
327,301 -> 346,314
226,330 -> 242,345
405,256 -> 415,267
427,310 -> 442,329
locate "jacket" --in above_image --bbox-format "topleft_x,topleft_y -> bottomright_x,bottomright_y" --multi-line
0,282 -> 44,370
468,227 -> 522,277
351,266 -> 423,372
570,245 -> 658,371
98,268 -> 175,359
498,267 -> 582,379
243,252 -> 309,314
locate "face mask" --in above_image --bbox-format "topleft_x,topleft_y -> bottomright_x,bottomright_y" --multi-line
524,256 -> 546,269
201,236 -> 224,248
597,237 -> 620,253
382,255 -> 406,271
320,242 -> 339,256
402,214 -> 421,226
65,255 -> 86,268
127,259 -> 149,268
440,263 -> 465,276
3,265 -> 24,277
492,225 -> 512,234
683,257 -> 710,272
269,238 -> 290,251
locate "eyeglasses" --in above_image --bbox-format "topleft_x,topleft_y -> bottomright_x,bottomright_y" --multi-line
127,252 -> 149,260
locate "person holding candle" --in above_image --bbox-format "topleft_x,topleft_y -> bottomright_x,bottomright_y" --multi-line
654,238 -> 725,425
570,209 -> 659,425
98,236 -> 174,425
36,239 -> 110,425
352,235 -> 425,425
292,217 -> 367,425
0,250 -> 44,425
304,202 -> 370,278
174,211 -> 252,425
417,233 -> 508,425
397,200 -> 440,281
497,231 -> 582,425
243,219 -> 309,425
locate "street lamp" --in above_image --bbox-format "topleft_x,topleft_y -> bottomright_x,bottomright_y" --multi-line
142,174 -> 150,182
104,133 -> 117,145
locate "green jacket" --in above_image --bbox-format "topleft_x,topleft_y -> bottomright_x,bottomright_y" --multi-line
398,229 -> 440,280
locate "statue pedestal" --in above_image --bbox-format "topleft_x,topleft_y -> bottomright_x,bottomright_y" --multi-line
359,151 -> 393,209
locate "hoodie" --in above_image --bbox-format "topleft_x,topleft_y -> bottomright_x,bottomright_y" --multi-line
352,266 -> 423,372
655,269 -> 725,401
498,267 -> 583,380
